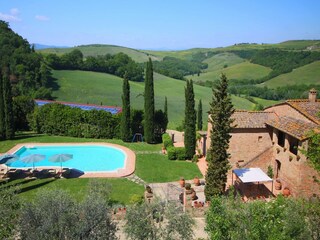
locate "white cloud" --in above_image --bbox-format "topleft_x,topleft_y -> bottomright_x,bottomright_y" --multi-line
10,8 -> 19,15
35,15 -> 50,21
0,8 -> 21,22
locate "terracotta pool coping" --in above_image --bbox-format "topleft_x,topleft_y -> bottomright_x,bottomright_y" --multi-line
6,142 -> 136,178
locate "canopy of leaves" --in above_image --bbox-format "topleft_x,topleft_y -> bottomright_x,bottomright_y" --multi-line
153,56 -> 208,80
46,51 -> 144,82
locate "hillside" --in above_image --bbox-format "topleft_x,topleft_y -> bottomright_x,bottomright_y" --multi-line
50,70 -> 254,129
39,44 -> 160,63
261,61 -> 320,88
187,61 -> 272,82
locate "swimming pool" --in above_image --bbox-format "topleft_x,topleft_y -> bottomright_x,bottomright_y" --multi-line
8,144 -> 126,173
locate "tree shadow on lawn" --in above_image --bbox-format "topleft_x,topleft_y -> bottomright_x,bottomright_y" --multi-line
13,132 -> 46,141
47,75 -> 60,97
18,178 -> 57,194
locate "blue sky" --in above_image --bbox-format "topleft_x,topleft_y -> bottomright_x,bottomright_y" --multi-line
1,0 -> 319,50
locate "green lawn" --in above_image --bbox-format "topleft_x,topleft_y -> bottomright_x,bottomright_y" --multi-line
261,61 -> 320,88
50,70 -> 255,129
135,153 -> 203,183
0,133 -> 202,203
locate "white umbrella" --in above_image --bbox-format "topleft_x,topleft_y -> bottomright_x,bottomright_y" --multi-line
49,154 -> 73,171
21,154 -> 46,169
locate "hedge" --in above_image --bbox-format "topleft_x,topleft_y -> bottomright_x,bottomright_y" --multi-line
167,147 -> 186,160
162,133 -> 173,149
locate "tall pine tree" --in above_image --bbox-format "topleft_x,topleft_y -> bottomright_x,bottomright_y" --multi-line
197,99 -> 203,131
144,58 -> 155,143
120,73 -> 131,142
0,70 -> 4,140
205,73 -> 234,199
2,67 -> 14,139
184,80 -> 196,159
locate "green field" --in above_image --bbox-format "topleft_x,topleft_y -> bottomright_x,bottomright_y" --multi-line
203,52 -> 245,71
50,70 -> 254,129
39,44 -> 160,63
187,61 -> 272,82
251,97 -> 280,107
261,61 -> 320,88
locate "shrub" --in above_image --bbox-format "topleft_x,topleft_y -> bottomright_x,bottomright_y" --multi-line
167,147 -> 186,160
162,133 -> 173,149
167,147 -> 177,160
176,147 -> 186,160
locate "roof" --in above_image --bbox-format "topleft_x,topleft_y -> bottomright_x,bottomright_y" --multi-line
232,110 -> 277,128
266,116 -> 318,140
233,168 -> 273,183
35,99 -> 122,115
286,100 -> 320,124
265,99 -> 320,124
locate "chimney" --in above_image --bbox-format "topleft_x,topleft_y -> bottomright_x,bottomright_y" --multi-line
309,88 -> 317,102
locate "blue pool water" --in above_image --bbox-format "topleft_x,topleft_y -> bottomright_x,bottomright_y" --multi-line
8,145 -> 126,172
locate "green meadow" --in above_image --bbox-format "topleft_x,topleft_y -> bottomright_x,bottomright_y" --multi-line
50,70 -> 254,129
261,61 -> 320,88
187,61 -> 272,82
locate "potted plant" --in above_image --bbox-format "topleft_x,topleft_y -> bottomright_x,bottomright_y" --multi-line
289,155 -> 293,161
179,177 -> 185,188
275,179 -> 282,190
194,176 -> 200,186
283,187 -> 290,197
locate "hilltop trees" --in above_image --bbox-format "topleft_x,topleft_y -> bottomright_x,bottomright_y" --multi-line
144,58 -> 155,143
46,51 -> 144,82
120,74 -> 131,142
184,80 -> 196,159
205,74 -> 234,199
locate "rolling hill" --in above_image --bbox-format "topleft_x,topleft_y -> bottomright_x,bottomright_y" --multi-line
261,61 -> 320,88
39,44 -> 160,63
186,61 -> 272,82
50,70 -> 254,129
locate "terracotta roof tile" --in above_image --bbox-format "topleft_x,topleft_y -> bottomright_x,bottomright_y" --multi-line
266,116 -> 318,140
286,100 -> 320,124
232,111 -> 277,128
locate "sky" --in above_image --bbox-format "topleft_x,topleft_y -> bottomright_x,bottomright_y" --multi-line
1,0 -> 320,50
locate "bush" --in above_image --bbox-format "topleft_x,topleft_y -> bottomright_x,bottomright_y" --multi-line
176,147 -> 186,160
162,133 -> 173,149
167,147 -> 176,160
167,147 -> 186,160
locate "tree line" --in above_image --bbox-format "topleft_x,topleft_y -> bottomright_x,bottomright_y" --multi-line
152,56 -> 208,80
45,50 -> 144,82
231,49 -> 320,81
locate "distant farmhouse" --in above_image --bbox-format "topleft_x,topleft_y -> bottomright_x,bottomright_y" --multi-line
207,89 -> 320,197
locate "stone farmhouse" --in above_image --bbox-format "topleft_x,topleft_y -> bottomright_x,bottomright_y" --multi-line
207,89 -> 320,197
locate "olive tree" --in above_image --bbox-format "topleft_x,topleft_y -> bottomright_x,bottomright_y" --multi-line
124,200 -> 194,240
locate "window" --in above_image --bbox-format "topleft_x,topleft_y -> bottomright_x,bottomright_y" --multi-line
289,137 -> 299,155
278,131 -> 285,147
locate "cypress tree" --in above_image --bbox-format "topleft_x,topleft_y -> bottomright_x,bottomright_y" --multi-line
144,58 -> 155,143
2,67 -> 14,139
120,73 -> 131,142
0,70 -> 4,140
164,96 -> 168,130
197,99 -> 203,131
205,73 -> 234,199
184,80 -> 196,159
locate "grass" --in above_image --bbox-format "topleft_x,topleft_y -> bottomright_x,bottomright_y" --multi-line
39,44 -> 160,63
251,97 -> 280,108
0,133 -> 202,203
261,61 -> 320,88
203,52 -> 245,72
135,153 -> 203,183
2,178 -> 144,205
50,70 -> 255,129
187,61 -> 272,82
